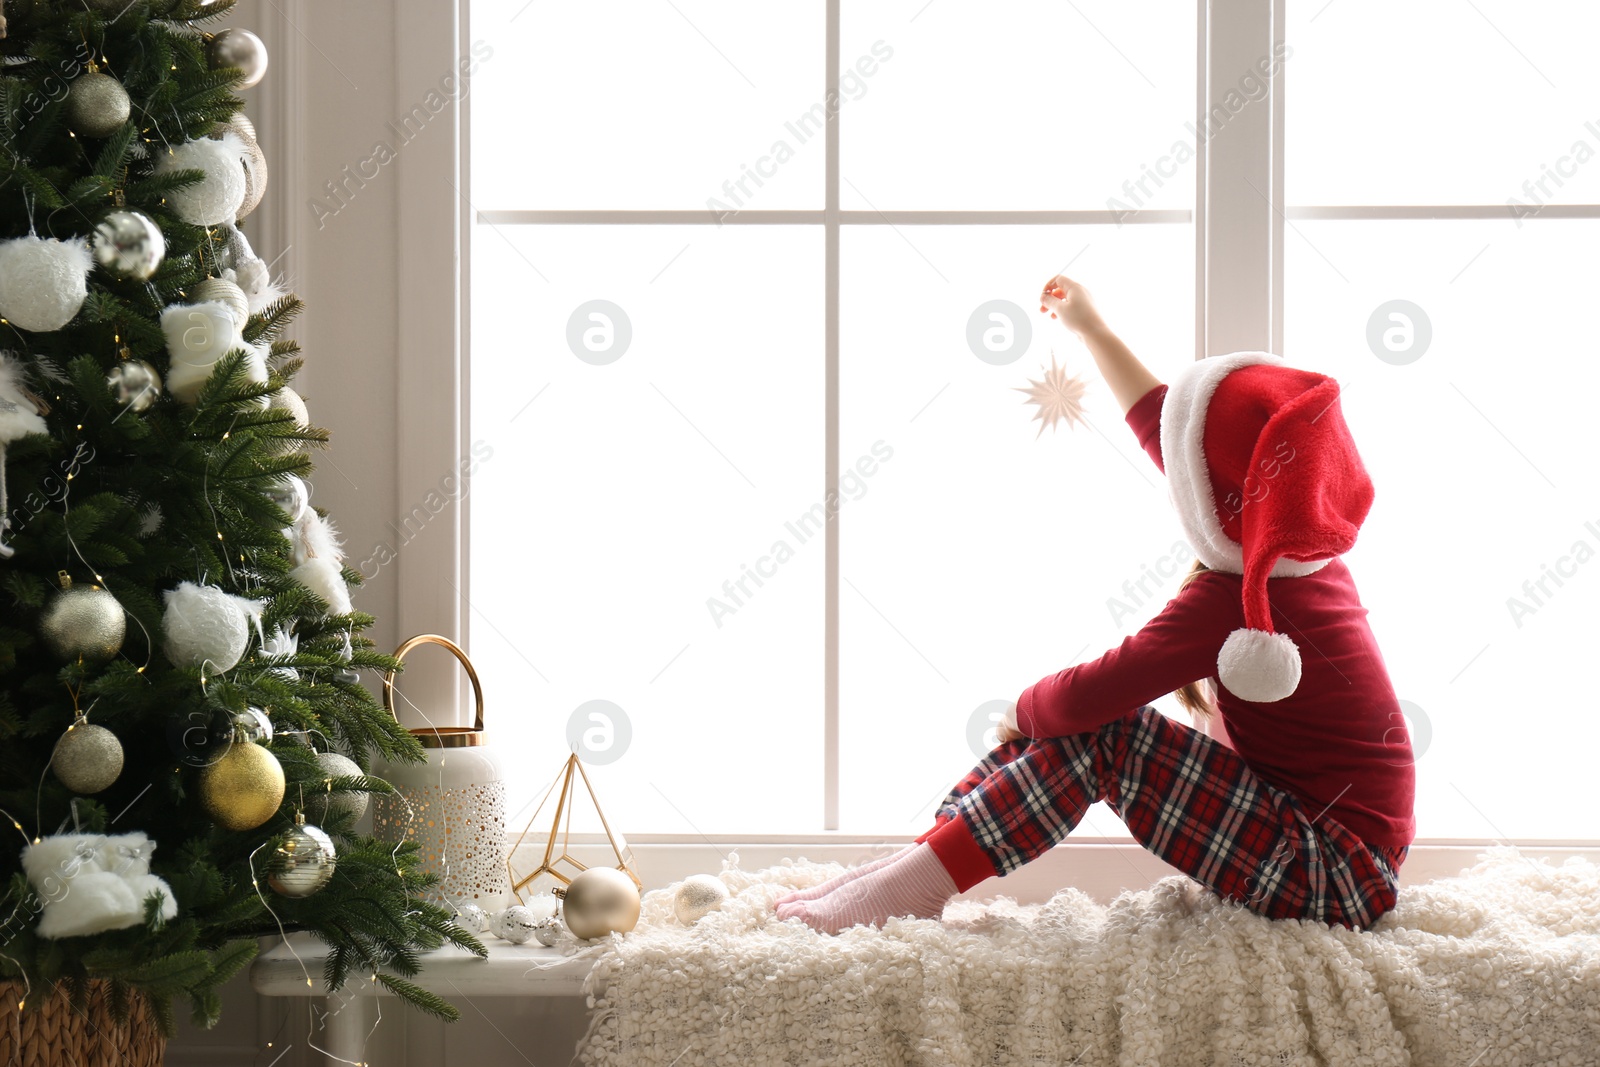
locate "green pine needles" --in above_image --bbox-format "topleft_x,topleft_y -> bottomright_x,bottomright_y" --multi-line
0,0 -> 483,1033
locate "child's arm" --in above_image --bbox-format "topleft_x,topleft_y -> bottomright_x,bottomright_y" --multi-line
1039,276 -> 1163,414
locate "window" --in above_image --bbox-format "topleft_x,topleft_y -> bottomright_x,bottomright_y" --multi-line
460,0 -> 1596,844
1283,0 -> 1600,840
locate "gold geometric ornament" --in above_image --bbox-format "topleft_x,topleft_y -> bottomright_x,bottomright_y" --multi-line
507,753 -> 641,901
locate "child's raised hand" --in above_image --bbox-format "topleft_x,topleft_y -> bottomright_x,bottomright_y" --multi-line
1039,275 -> 1106,337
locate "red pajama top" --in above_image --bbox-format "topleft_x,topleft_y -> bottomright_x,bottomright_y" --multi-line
1014,384 -> 1416,849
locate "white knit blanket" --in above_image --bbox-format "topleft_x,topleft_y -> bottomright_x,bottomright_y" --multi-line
575,847 -> 1600,1066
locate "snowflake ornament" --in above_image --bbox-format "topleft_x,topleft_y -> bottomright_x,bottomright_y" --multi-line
1016,351 -> 1089,437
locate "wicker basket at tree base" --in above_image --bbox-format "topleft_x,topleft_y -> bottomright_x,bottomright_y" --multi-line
0,979 -> 166,1067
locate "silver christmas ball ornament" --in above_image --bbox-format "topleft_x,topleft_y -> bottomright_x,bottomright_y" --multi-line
208,29 -> 269,90
233,706 -> 273,743
268,814 -> 337,898
51,722 -> 124,794
454,903 -> 488,933
66,72 -> 131,138
106,360 -> 162,413
673,873 -> 730,925
263,474 -> 309,525
491,905 -> 539,944
532,917 -> 564,947
304,750 -> 369,825
38,574 -> 125,662
192,275 -> 249,329
92,210 -> 165,281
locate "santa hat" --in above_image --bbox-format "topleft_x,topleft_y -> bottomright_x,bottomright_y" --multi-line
1158,352 -> 1374,702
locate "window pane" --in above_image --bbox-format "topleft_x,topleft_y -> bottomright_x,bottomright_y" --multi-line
1288,0 -> 1600,205
1285,218 -> 1600,839
838,223 -> 1195,833
470,2 -> 825,209
840,2 -> 1196,211
469,224 -> 825,834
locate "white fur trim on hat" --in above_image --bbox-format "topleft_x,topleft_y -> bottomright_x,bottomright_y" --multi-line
1218,627 -> 1302,702
1159,352 -> 1330,580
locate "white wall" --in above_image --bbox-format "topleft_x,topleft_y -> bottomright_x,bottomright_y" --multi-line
168,1 -> 405,1062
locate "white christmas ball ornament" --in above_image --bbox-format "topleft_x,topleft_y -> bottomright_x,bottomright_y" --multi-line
154,134 -> 248,226
162,581 -> 251,672
304,750 -> 369,824
0,236 -> 92,332
673,873 -> 730,924
270,386 -> 310,428
491,905 -> 539,944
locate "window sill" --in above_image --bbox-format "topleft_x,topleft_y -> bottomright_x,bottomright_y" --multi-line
253,838 -> 1599,1001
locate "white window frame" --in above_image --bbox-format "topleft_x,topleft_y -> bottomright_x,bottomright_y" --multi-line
353,0 -> 1599,890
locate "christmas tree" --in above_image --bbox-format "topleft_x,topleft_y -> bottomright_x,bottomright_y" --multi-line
0,0 -> 482,1038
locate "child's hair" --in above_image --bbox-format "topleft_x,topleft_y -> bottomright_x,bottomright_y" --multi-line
1173,559 -> 1216,723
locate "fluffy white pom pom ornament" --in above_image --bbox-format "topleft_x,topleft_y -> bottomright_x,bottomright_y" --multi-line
0,236 -> 93,332
161,301 -> 267,404
289,510 -> 342,569
153,133 -> 248,225
162,300 -> 241,402
162,581 -> 251,672
290,556 -> 352,615
1217,627 -> 1302,703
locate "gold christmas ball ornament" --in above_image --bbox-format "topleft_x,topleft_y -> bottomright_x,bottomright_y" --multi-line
199,736 -> 285,831
51,722 -> 124,794
192,275 -> 250,329
673,873 -> 730,925
38,572 -> 125,663
207,29 -> 269,91
66,72 -> 131,138
267,813 -> 337,898
556,867 -> 641,940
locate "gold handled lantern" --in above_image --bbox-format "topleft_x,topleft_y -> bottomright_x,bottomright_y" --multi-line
372,635 -> 510,910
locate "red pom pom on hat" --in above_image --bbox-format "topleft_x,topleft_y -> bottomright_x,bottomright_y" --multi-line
1158,353 -> 1374,702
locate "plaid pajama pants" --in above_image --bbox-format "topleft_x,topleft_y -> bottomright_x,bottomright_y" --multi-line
932,706 -> 1408,930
